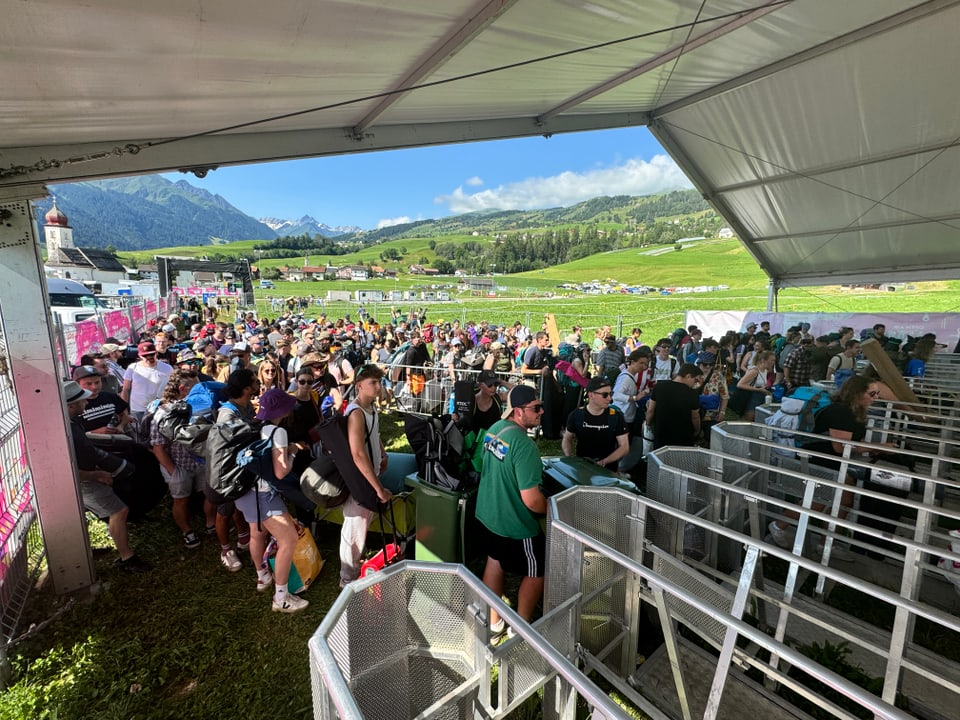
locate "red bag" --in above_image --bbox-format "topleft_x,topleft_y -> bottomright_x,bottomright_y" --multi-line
360,502 -> 403,578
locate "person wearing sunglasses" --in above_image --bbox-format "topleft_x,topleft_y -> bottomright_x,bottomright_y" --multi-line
475,385 -> 548,635
120,340 -> 174,428
562,377 -> 629,471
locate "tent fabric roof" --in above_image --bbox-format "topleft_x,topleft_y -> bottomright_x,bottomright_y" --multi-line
1,0 -> 957,287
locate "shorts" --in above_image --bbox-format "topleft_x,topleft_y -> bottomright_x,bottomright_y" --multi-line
478,522 -> 545,578
79,479 -> 127,519
160,464 -> 204,499
234,483 -> 289,524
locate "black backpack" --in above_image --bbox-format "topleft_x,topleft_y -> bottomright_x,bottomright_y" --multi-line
156,401 -> 192,442
308,407 -> 380,511
205,416 -> 262,501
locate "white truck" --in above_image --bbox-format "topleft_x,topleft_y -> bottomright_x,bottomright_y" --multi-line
47,277 -> 109,324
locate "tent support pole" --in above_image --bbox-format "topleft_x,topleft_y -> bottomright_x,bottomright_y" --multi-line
767,281 -> 779,312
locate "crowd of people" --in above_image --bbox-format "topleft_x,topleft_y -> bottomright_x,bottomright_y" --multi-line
65,300 -> 946,618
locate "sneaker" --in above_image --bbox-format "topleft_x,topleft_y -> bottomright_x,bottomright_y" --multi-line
204,524 -> 217,536
256,573 -> 274,592
115,554 -> 152,574
768,521 -> 796,549
182,530 -> 201,549
237,532 -> 251,551
272,594 -> 309,613
220,549 -> 242,572
490,618 -> 507,637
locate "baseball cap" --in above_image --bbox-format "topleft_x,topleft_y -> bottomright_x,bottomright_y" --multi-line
477,370 -> 498,386
62,380 -> 92,405
231,342 -> 249,353
72,365 -> 101,380
586,377 -> 611,393
137,341 -> 157,356
502,385 -> 538,419
177,349 -> 199,363
99,343 -> 122,353
696,351 -> 717,365
194,337 -> 213,351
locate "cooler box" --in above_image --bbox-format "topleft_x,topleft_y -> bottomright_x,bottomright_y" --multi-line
540,455 -> 639,496
404,473 -> 478,564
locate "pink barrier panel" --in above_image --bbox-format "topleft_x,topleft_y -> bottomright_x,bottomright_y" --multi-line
103,308 -> 133,343
73,320 -> 103,363
130,304 -> 144,329
145,300 -> 157,317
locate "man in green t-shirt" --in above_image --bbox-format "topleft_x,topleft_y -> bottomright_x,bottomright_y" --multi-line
476,385 -> 547,634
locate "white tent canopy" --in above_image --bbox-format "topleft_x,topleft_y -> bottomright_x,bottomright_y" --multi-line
2,0 -> 958,287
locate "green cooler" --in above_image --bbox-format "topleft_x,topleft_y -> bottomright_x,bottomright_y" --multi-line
541,456 -> 639,495
405,473 -> 478,563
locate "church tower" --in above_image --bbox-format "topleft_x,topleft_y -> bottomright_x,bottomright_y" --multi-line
43,198 -> 74,261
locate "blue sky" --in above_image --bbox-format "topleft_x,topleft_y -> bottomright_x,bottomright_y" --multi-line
165,126 -> 692,231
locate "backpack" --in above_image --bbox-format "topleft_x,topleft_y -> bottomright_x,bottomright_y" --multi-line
669,328 -> 689,358
185,381 -> 226,418
156,400 -> 192,442
235,427 -> 281,486
388,341 -> 412,383
422,323 -> 435,343
763,386 -> 830,453
308,406 -> 380,511
555,343 -> 582,389
205,412 -> 263,501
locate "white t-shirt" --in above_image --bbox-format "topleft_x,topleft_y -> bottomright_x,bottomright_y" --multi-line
123,360 -> 174,412
651,355 -> 677,381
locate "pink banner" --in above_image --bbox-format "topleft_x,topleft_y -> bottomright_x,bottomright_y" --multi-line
159,298 -> 167,316
130,304 -> 144,325
145,300 -> 157,318
689,311 -> 960,347
102,309 -> 133,343
73,319 -> 103,363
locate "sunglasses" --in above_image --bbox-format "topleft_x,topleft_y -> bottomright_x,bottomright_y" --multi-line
297,378 -> 312,385
592,391 -> 612,398
522,403 -> 545,413
262,368 -> 276,374
141,353 -> 157,358
868,390 -> 881,398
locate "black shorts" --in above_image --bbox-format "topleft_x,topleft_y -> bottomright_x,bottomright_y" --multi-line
479,522 -> 545,578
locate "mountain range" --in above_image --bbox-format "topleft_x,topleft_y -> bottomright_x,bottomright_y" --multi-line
33,173 -> 714,253
33,175 -> 357,251
260,215 -> 360,238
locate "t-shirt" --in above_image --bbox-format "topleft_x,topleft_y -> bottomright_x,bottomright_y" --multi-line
80,391 -> 129,431
828,353 -> 855,374
651,355 -> 678,381
806,403 -> 865,469
123,360 -> 174,412
649,380 -> 700,449
476,419 -> 542,539
472,396 -> 502,432
522,345 -> 547,371
565,406 -> 626,467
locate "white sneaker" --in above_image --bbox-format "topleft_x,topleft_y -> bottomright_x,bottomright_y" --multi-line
220,549 -> 242,572
272,594 -> 309,613
768,521 -> 796,549
256,573 -> 274,592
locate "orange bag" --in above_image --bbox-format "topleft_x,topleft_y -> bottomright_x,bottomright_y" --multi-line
408,373 -> 425,396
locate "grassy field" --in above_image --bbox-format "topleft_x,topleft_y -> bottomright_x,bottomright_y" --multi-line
120,234 -> 960,342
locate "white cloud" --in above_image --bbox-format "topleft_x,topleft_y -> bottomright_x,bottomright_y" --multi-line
434,155 -> 692,214
376,215 -> 412,229
465,176 -> 484,187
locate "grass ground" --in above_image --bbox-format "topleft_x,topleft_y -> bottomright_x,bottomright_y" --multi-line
0,414 -> 615,720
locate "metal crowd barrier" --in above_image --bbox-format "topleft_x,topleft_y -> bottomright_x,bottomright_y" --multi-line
546,486 -> 958,720
0,329 -> 42,685
309,561 -> 631,720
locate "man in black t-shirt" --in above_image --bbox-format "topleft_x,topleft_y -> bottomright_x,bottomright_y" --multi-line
74,365 -> 131,433
645,363 -> 703,449
562,377 -> 628,470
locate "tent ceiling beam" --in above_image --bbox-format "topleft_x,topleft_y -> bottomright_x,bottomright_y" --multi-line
0,112 -> 648,189
751,213 -> 960,243
351,0 -> 519,136
654,0 -> 959,119
536,2 -> 783,124
714,139 -> 960,195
